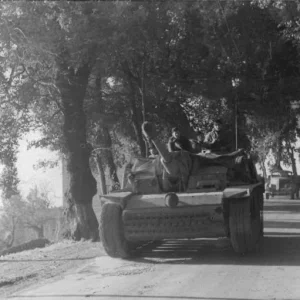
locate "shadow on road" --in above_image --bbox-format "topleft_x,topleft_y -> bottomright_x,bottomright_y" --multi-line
131,235 -> 300,266
266,221 -> 300,228
129,199 -> 300,266
264,199 -> 300,212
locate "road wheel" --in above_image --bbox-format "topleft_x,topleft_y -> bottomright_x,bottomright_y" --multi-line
229,196 -> 261,254
99,202 -> 132,258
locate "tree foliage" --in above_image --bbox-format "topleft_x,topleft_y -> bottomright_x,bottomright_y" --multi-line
0,185 -> 56,245
2,0 -> 300,240
0,195 -> 24,248
21,185 -> 53,238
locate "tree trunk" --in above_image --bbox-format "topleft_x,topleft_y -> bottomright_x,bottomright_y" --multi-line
140,64 -> 149,157
94,75 -> 120,191
4,230 -> 14,249
6,235 -> 14,248
289,147 -> 298,175
56,58 -> 99,241
129,93 -> 146,157
286,140 -> 297,175
123,64 -> 146,157
259,160 -> 267,179
37,226 -> 44,239
4,217 -> 17,248
66,202 -> 99,241
95,125 -> 120,192
94,154 -> 107,195
131,113 -> 146,157
102,127 -> 120,191
274,137 -> 283,170
7,218 -> 17,248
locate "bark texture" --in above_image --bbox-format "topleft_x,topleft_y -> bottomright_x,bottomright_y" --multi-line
95,124 -> 120,192
95,154 -> 107,195
94,75 -> 120,191
259,160 -> 267,179
56,55 -> 99,241
122,62 -> 146,157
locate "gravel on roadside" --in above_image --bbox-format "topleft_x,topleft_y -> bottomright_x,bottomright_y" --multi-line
0,240 -> 104,298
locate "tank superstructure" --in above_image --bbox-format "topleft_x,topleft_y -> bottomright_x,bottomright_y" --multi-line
99,122 -> 264,258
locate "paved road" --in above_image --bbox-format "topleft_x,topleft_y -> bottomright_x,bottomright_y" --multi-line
9,196 -> 300,300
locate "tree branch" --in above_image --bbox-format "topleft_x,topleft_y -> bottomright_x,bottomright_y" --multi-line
121,60 -> 139,83
48,109 -> 62,122
46,86 -> 64,113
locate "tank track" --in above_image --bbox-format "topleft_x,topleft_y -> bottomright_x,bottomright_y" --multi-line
123,206 -> 225,241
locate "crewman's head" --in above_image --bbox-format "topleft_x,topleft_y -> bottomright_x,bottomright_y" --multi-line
213,119 -> 223,132
172,127 -> 180,138
149,147 -> 158,156
196,131 -> 204,142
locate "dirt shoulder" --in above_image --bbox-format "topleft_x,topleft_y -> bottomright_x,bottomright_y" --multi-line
0,240 -> 104,298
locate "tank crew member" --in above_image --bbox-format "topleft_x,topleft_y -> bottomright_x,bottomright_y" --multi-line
204,119 -> 232,153
168,127 -> 192,152
148,146 -> 158,158
190,131 -> 204,153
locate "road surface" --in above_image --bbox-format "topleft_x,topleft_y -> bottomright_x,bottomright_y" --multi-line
9,196 -> 300,300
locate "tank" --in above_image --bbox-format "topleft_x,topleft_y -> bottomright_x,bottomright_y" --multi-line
99,122 -> 265,258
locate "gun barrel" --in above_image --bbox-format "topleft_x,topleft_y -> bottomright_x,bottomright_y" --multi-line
151,139 -> 172,164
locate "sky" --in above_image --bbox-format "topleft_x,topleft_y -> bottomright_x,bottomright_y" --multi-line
15,132 -> 63,207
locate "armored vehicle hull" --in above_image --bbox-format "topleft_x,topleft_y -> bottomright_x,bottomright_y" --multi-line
100,170 -> 264,258
99,122 -> 264,258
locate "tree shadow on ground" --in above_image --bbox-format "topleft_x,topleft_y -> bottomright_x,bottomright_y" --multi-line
128,199 -> 300,266
131,234 -> 300,266
266,221 -> 300,229
7,234 -> 298,267
264,200 -> 300,212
